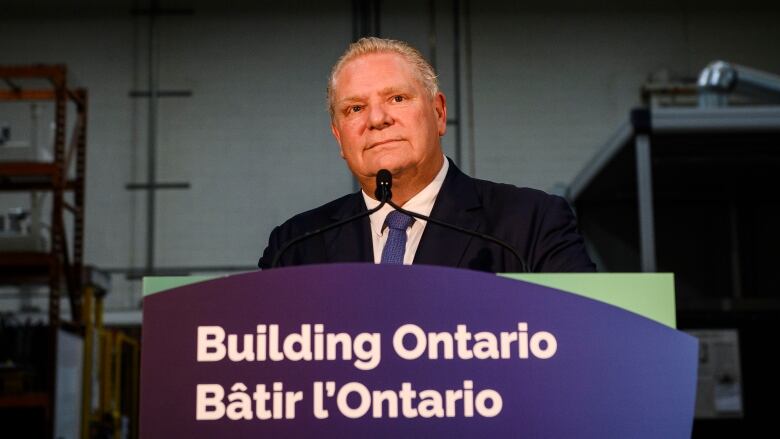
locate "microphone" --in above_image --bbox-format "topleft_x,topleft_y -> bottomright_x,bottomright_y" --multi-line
269,171 -> 392,268
374,169 -> 392,201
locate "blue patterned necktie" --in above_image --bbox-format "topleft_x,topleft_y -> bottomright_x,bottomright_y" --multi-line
380,211 -> 415,264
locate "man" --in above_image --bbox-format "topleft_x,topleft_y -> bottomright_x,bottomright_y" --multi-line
258,37 -> 595,273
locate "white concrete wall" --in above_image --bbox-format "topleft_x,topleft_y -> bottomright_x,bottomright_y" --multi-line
1,0 -> 778,315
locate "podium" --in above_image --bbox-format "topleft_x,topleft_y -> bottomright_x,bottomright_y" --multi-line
140,264 -> 697,438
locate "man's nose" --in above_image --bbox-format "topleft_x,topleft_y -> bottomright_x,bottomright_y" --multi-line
368,103 -> 393,129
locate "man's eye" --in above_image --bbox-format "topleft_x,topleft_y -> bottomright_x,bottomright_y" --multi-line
392,95 -> 404,102
350,105 -> 363,113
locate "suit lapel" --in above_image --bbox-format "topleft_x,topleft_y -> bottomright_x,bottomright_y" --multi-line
324,192 -> 374,263
414,161 -> 482,267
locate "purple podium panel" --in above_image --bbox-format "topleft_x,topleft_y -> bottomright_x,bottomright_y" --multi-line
140,264 -> 697,438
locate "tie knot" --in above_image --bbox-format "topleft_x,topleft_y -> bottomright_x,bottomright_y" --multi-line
384,210 -> 414,231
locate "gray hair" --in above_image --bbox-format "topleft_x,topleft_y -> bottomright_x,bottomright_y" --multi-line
327,37 -> 439,117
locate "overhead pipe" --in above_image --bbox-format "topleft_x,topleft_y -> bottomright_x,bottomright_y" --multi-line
698,60 -> 780,107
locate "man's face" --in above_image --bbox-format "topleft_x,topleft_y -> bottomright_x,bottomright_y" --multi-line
330,52 -> 447,183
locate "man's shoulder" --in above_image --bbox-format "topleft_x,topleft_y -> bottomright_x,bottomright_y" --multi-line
258,191 -> 364,269
458,172 -> 594,272
277,191 -> 363,231
468,175 -> 561,212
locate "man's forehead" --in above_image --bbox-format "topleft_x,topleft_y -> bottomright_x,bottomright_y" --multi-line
338,86 -> 411,104
332,52 -> 422,98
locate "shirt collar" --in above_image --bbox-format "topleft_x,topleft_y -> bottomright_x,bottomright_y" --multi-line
362,156 -> 449,237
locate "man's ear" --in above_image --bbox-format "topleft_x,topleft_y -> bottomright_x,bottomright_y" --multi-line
434,92 -> 447,136
331,122 -> 345,158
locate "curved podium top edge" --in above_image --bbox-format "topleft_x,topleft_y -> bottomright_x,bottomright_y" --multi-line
142,264 -> 676,329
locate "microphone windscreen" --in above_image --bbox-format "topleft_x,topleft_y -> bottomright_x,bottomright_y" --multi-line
375,169 -> 392,200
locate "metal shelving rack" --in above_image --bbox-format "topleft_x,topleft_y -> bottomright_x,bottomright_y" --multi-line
0,64 -> 87,437
567,105 -> 780,436
568,106 -> 780,286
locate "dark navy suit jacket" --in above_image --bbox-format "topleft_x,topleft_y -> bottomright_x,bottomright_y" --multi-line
258,161 -> 595,273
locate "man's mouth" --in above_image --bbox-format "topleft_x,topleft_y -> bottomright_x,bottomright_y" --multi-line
368,139 -> 403,149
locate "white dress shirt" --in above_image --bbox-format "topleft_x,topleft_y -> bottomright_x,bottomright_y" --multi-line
362,157 -> 449,264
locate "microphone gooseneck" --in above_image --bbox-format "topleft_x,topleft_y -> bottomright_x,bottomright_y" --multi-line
270,170 -> 392,268
386,199 -> 529,273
